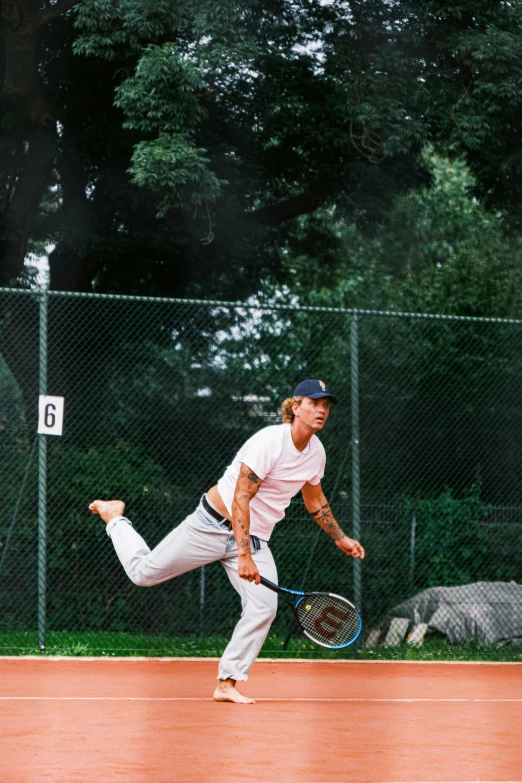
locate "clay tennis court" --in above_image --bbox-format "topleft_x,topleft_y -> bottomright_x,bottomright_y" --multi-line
0,658 -> 520,783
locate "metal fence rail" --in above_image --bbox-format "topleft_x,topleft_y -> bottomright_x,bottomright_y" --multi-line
0,288 -> 521,656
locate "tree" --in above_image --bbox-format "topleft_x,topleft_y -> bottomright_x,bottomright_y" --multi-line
0,0 -> 76,284
259,153 -> 522,510
268,151 -> 522,317
3,0 -> 522,295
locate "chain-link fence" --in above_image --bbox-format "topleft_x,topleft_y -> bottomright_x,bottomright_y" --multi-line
1,288 -> 522,657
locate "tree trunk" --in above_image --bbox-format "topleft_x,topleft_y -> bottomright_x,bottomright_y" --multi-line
48,146 -> 97,292
0,0 -> 76,282
1,129 -> 56,284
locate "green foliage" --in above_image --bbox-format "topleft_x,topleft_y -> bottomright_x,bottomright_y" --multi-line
74,0 -> 257,63
48,443 -> 172,507
73,0 -> 256,221
114,45 -> 206,134
113,43 -> 226,212
409,490 -> 491,588
43,443 -> 176,631
270,152 -> 522,319
7,0 -> 522,295
68,0 -> 522,280
129,136 -> 225,214
411,490 -> 522,588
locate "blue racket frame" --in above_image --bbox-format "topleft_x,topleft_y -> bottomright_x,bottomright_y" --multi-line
260,575 -> 363,649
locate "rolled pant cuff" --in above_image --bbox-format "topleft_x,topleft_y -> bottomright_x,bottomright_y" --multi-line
106,516 -> 132,538
218,674 -> 248,682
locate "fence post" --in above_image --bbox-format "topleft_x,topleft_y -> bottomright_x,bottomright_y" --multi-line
409,515 -> 417,594
200,565 -> 206,625
38,291 -> 48,651
351,313 -> 362,650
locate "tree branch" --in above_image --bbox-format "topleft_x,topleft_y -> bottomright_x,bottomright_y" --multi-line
241,178 -> 337,226
37,0 -> 77,27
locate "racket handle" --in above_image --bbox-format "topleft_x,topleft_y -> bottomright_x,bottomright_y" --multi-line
259,575 -> 280,592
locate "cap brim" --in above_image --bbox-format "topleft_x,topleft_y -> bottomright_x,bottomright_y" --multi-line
305,392 -> 338,404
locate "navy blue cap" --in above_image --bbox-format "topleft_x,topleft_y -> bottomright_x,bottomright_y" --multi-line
293,379 -> 338,404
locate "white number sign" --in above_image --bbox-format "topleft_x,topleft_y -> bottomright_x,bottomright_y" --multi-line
38,396 -> 65,436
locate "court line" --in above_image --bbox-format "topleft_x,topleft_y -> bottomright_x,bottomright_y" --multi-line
0,696 -> 521,702
0,656 -> 520,664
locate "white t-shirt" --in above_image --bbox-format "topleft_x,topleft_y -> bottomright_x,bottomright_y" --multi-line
217,423 -> 326,541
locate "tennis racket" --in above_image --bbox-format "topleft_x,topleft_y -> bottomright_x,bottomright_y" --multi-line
260,576 -> 362,649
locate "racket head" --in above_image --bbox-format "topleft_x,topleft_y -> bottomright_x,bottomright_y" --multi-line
295,591 -> 362,649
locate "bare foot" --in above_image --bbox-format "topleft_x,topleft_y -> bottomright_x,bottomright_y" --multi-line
89,499 -> 126,525
213,678 -> 256,704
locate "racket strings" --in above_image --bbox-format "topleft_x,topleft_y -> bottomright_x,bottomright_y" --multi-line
296,593 -> 361,647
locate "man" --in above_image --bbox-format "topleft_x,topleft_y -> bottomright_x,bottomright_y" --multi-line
89,379 -> 364,704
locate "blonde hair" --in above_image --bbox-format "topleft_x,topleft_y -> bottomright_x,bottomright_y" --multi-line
280,396 -> 303,423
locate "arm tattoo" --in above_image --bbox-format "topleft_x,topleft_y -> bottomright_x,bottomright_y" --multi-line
235,516 -> 248,535
232,466 -> 261,556
239,468 -> 260,486
247,471 -> 259,489
311,503 -> 345,541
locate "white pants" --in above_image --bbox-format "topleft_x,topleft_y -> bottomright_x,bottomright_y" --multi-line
106,499 -> 278,681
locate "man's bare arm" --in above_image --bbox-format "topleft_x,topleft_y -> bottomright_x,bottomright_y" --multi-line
310,502 -> 346,540
301,482 -> 365,559
231,463 -> 263,581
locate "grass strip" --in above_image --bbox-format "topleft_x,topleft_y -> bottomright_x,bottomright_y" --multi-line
0,631 -> 520,661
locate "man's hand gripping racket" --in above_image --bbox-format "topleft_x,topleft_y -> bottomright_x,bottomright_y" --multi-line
260,576 -> 362,649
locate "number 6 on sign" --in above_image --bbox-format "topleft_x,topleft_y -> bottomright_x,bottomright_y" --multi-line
38,396 -> 65,436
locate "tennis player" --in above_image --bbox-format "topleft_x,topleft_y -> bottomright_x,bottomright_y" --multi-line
89,379 -> 364,704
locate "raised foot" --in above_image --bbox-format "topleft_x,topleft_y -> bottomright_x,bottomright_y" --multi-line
88,499 -> 125,525
213,682 -> 256,705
